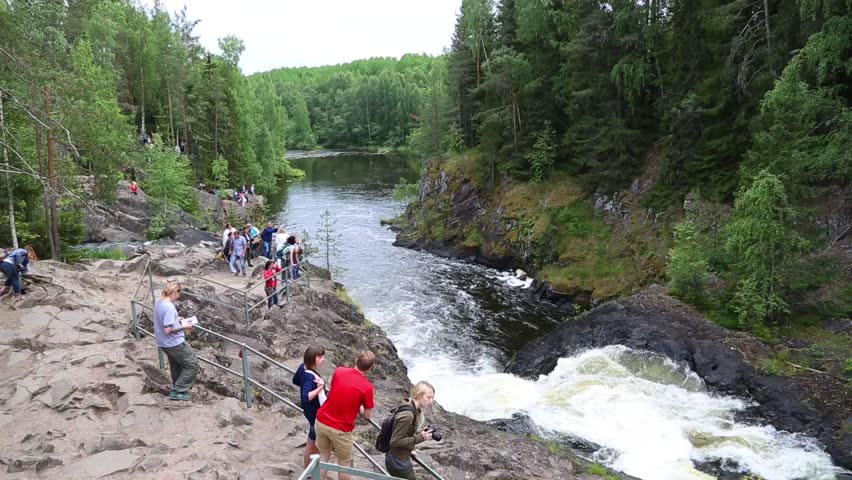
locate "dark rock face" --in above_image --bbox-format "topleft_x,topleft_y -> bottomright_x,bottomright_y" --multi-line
507,285 -> 852,470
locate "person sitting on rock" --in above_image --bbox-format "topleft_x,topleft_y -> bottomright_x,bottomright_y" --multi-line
386,381 -> 436,479
292,345 -> 327,469
153,282 -> 198,401
130,181 -> 139,196
314,350 -> 375,480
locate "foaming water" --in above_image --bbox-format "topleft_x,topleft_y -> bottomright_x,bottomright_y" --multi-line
275,152 -> 846,480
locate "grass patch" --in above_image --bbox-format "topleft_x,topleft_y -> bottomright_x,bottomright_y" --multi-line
335,287 -> 363,314
461,228 -> 484,248
527,434 -> 561,455
68,247 -> 129,263
757,349 -> 800,376
586,463 -> 619,480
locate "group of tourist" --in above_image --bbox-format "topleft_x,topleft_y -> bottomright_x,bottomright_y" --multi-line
0,246 -> 37,306
221,221 -> 303,287
292,348 -> 437,479
232,184 -> 256,207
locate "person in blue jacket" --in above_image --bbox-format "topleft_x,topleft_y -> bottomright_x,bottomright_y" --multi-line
260,222 -> 277,258
292,345 -> 327,469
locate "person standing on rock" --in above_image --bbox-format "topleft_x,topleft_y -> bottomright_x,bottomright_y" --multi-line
385,381 -> 436,479
230,230 -> 248,277
292,345 -> 327,469
314,350 -> 375,480
153,282 -> 198,401
130,181 -> 138,196
262,260 -> 282,308
261,222 -> 276,258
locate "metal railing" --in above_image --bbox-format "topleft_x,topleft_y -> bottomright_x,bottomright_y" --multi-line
134,253 -> 310,327
299,454 -> 407,480
129,300 -> 419,478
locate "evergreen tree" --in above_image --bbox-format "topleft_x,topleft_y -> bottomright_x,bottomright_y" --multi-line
725,170 -> 807,332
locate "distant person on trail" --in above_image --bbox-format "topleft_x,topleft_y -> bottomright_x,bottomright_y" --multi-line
261,222 -> 276,258
223,231 -> 235,266
292,345 -> 327,469
130,181 -> 139,196
245,225 -> 259,267
385,381 -> 436,479
315,350 -> 376,480
250,184 -> 256,197
274,227 -> 288,267
230,230 -> 248,277
278,236 -> 297,282
262,260 -> 283,309
153,282 -> 198,401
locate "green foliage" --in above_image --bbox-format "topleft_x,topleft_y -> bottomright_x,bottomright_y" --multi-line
586,463 -> 619,480
391,177 -> 419,201
667,221 -> 709,303
143,147 -> 196,213
211,156 -> 229,190
526,122 -> 556,184
146,211 -> 170,240
726,171 -> 808,332
757,350 -> 799,376
70,247 -> 129,262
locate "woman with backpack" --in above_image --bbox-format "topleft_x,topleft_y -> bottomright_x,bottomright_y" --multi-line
385,381 -> 436,479
292,345 -> 327,469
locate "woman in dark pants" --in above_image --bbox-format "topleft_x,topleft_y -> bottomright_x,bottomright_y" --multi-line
292,345 -> 327,469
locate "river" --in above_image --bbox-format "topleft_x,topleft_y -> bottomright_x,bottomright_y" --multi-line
272,151 -> 846,480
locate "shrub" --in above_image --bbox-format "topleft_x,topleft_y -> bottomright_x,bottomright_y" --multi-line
667,221 -> 709,303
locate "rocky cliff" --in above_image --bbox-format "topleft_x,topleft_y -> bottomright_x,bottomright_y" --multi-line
394,154 -> 670,309
83,179 -> 264,245
0,241 -> 620,479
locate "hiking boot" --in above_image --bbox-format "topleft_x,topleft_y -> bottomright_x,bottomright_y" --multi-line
169,391 -> 192,401
242,273 -> 247,277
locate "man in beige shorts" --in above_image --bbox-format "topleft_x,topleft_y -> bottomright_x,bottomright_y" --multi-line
314,351 -> 375,480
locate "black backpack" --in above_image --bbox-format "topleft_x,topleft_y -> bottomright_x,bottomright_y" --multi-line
375,405 -> 415,453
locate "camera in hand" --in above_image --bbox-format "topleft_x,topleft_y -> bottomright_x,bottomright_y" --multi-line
425,425 -> 442,442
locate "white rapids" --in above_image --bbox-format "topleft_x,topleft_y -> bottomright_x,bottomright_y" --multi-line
404,346 -> 844,480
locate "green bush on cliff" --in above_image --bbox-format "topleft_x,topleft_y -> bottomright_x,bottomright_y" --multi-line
526,123 -> 557,184
667,221 -> 709,303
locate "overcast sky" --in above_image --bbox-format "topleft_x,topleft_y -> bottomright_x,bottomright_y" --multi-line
144,0 -> 461,74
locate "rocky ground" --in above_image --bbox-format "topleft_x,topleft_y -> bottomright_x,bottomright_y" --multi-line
0,242 -> 611,480
507,285 -> 852,472
83,179 -> 264,245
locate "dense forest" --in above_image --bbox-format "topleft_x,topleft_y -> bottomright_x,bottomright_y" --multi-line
0,0 -> 305,257
250,56 -> 446,149
402,0 -> 851,334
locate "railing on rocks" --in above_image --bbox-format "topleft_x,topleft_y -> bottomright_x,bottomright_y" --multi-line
128,259 -> 445,480
133,254 -> 310,327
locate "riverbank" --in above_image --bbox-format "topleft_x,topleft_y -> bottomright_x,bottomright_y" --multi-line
393,152 -> 852,475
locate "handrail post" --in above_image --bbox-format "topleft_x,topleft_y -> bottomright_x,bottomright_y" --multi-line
146,264 -> 156,306
241,343 -> 253,408
131,301 -> 140,339
310,454 -> 322,480
304,263 -> 310,289
157,347 -> 165,370
243,291 -> 250,328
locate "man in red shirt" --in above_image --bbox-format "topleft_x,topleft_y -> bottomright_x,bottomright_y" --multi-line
315,350 -> 375,480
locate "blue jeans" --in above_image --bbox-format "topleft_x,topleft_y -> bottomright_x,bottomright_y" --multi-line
262,240 -> 272,258
0,262 -> 21,294
265,286 -> 279,307
230,254 -> 246,274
